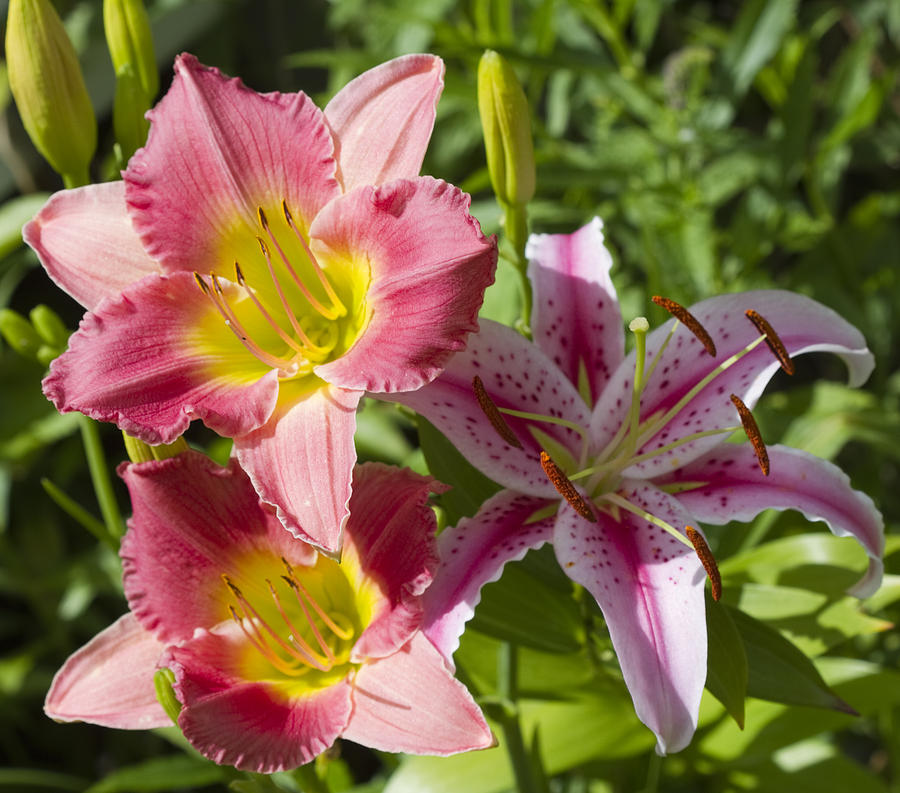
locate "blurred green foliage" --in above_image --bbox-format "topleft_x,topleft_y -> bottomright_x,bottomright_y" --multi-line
0,0 -> 898,791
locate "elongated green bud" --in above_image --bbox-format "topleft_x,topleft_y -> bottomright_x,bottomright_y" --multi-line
0,307 -> 42,358
6,0 -> 97,186
103,0 -> 158,99
153,668 -> 182,724
29,304 -> 69,349
112,63 -> 151,162
123,432 -> 189,463
477,50 -> 536,209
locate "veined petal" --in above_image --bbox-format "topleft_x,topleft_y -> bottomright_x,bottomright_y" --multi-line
312,177 -> 497,393
234,380 -> 360,554
42,272 -> 279,444
121,452 -> 315,643
164,624 -> 353,773
388,318 -> 588,496
343,633 -> 494,755
45,613 -> 170,729
527,217 -> 624,404
592,290 -> 874,476
324,54 -> 444,192
660,444 -> 885,597
125,53 -> 339,274
343,463 -> 442,661
24,182 -> 160,311
554,483 -> 706,754
423,490 -> 554,662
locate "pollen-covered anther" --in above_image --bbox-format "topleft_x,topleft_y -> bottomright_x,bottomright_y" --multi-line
472,376 -> 522,449
652,295 -> 717,356
539,451 -> 596,522
730,393 -> 769,476
685,526 -> 722,601
745,309 -> 795,375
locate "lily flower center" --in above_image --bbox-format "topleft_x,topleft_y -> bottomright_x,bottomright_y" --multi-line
473,300 -> 795,598
222,554 -> 361,691
194,200 -> 368,380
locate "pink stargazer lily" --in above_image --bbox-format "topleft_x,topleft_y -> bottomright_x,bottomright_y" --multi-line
44,451 -> 494,772
26,53 -> 496,553
393,218 -> 884,754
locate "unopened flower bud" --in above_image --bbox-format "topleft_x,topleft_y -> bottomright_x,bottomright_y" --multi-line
6,0 -> 97,185
29,304 -> 69,350
112,63 -> 151,162
103,0 -> 158,100
477,50 -> 536,208
153,668 -> 182,724
0,307 -> 42,359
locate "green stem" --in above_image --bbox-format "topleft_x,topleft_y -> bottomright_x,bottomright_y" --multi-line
62,169 -> 90,190
497,643 -> 539,793
78,413 -> 124,541
502,203 -> 532,337
295,761 -> 330,793
40,477 -> 117,551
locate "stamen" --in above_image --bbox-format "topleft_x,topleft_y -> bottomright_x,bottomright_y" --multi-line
258,207 -> 342,321
539,451 -> 596,522
281,559 -> 354,641
472,376 -> 522,449
266,579 -> 332,667
730,394 -> 769,476
600,492 -> 694,548
234,261 -> 321,355
195,272 -> 295,371
229,605 -> 311,677
686,526 -> 722,601
282,200 -> 347,318
652,296 -> 717,356
745,309 -> 795,375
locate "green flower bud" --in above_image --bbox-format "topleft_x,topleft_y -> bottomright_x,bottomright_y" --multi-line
153,668 -> 182,725
112,63 -> 151,162
103,0 -> 159,100
0,307 -> 42,359
123,432 -> 189,463
6,0 -> 97,186
477,50 -> 536,208
29,304 -> 69,350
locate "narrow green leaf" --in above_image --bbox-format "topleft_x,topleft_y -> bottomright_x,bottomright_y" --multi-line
0,768 -> 86,790
84,755 -> 228,793
728,605 -> 854,713
705,594 -> 748,727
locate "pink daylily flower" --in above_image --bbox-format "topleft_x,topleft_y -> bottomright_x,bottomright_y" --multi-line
45,451 -> 494,772
393,218 -> 884,754
26,53 -> 497,553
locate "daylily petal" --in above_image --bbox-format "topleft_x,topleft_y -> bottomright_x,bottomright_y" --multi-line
164,623 -> 353,773
554,484 -> 706,754
125,53 -> 340,274
343,463 -> 442,660
45,613 -> 169,729
313,177 -> 497,393
526,217 -> 624,404
23,182 -> 160,311
324,54 -> 444,192
389,318 -> 588,496
234,380 -> 361,553
660,443 -> 885,597
121,452 -> 315,643
423,489 -> 555,662
592,290 -> 874,477
343,633 -> 494,755
43,272 -> 279,444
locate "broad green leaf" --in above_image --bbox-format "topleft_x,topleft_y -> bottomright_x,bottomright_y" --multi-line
417,417 -> 501,523
479,256 -> 523,327
733,754 -> 888,793
355,399 -> 414,465
705,595 -> 748,727
0,768 -> 86,790
84,755 -> 228,793
728,606 -> 852,713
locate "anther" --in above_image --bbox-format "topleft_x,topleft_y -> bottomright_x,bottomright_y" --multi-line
257,206 -> 269,230
686,526 -> 722,601
194,272 -> 210,294
473,376 -> 522,449
745,309 -> 794,375
652,296 -> 717,356
539,451 -> 596,522
730,394 -> 769,476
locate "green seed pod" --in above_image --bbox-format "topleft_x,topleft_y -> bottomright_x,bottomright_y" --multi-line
6,0 -> 97,185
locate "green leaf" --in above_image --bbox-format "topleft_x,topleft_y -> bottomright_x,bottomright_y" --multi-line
416,417 -> 501,523
0,195 -> 51,259
0,768 -> 86,790
84,755 -> 228,793
705,594 -> 748,727
727,605 -> 853,713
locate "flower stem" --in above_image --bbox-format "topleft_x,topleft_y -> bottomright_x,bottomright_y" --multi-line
78,413 -> 124,542
497,642 -> 541,793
